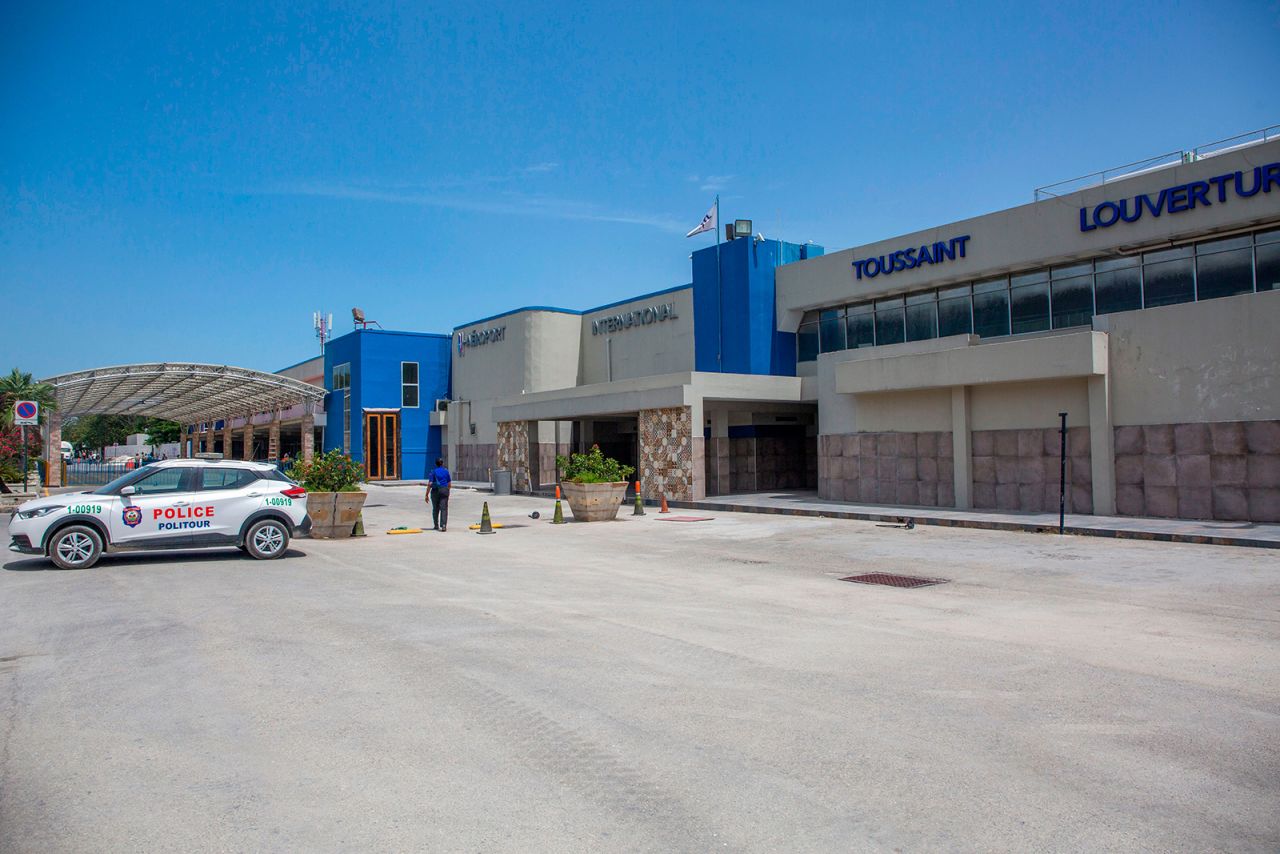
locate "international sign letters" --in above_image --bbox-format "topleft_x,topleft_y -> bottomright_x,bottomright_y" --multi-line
591,302 -> 679,335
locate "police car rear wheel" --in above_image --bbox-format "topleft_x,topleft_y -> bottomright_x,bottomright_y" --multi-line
245,519 -> 288,560
49,525 -> 103,570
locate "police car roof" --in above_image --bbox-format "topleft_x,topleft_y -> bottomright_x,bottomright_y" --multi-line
152,458 -> 280,471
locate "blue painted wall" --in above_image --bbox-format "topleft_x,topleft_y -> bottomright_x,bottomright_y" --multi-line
691,237 -> 823,375
323,330 -> 451,480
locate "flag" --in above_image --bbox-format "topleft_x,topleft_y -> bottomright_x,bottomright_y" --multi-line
685,200 -> 718,238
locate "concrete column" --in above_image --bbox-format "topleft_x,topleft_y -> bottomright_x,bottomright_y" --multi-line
951,386 -> 972,510
268,417 -> 281,462
45,410 -> 62,487
1088,374 -> 1115,516
222,423 -> 234,459
301,414 -> 315,463
242,424 -> 254,460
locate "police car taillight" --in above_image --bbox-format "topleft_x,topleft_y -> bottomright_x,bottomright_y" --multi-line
282,486 -> 307,498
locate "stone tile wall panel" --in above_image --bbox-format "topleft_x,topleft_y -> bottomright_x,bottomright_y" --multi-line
818,430 -> 955,508
639,407 -> 698,501
1112,419 -> 1280,522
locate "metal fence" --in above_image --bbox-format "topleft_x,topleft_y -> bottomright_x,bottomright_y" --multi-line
65,463 -> 134,488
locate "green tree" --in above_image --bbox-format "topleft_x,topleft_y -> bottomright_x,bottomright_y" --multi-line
63,415 -> 141,455
0,368 -> 57,427
141,418 -> 181,445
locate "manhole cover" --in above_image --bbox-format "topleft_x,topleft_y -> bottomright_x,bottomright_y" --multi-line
840,573 -> 948,589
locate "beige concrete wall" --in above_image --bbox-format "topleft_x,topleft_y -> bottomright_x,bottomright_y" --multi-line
776,138 -> 1280,330
970,379 -> 1091,431
578,288 -> 695,385
1104,290 -> 1280,426
850,389 -> 952,433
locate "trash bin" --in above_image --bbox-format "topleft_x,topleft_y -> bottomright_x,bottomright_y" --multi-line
493,469 -> 512,495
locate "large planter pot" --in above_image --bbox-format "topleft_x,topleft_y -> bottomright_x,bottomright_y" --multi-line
560,481 -> 629,522
306,491 -> 368,539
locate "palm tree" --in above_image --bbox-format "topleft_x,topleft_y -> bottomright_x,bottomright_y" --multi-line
0,368 -> 57,426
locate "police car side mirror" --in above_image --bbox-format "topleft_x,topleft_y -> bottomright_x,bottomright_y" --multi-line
120,486 -> 136,496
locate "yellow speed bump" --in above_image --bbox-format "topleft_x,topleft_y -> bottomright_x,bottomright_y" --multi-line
387,527 -> 424,535
467,522 -> 504,530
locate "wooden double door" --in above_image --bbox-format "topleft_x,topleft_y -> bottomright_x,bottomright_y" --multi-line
364,411 -> 400,481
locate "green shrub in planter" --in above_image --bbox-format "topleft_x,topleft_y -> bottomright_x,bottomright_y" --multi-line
286,450 -> 365,493
556,444 -> 634,484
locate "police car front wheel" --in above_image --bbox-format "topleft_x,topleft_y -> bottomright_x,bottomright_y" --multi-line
245,519 -> 289,560
48,525 -> 103,570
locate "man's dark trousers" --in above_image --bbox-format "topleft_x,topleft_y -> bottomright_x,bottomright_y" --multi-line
431,486 -> 450,529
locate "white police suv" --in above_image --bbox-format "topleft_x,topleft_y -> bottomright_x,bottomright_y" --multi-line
8,456 -> 310,569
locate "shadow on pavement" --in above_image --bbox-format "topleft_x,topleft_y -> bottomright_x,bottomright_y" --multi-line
3,548 -> 307,572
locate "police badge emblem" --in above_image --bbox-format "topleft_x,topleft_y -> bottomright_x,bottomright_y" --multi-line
122,506 -> 143,528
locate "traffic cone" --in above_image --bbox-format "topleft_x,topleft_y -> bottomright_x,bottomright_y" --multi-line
632,481 -> 645,516
476,501 -> 495,534
659,493 -> 670,513
552,485 -> 567,524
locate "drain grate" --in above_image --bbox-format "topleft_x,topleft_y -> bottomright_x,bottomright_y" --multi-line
840,572 -> 949,589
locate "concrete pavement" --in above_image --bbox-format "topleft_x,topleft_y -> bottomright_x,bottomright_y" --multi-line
1,483 -> 1277,851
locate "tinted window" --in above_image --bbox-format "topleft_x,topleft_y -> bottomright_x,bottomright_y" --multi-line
200,468 -> 256,490
1010,272 -> 1050,334
874,297 -> 905,346
1051,274 -> 1093,328
905,293 -> 937,342
1094,257 -> 1142,315
1256,242 -> 1280,292
846,305 -> 875,349
1195,238 -> 1253,300
818,309 -> 846,353
972,278 -> 1009,339
130,468 -> 188,495
797,322 -> 819,362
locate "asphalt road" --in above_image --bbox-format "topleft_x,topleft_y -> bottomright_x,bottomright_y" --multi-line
2,484 -> 1278,852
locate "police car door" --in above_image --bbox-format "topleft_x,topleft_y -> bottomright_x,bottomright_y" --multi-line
192,466 -> 259,544
110,465 -> 198,547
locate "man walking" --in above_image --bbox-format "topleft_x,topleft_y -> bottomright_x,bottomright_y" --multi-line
427,457 -> 452,532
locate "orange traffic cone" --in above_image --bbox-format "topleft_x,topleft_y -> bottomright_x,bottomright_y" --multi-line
659,493 -> 670,513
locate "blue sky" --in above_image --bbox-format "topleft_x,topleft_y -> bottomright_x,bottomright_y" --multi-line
2,0 -> 1276,377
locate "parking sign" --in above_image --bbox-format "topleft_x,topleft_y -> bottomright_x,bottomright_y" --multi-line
14,400 -> 39,425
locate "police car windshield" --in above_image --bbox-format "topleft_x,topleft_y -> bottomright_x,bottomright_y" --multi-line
91,465 -> 156,496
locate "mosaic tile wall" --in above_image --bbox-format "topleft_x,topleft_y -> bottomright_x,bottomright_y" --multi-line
638,406 -> 700,501
496,421 -> 531,493
1114,421 -> 1280,521
819,432 -> 955,507
452,443 -> 497,483
972,428 -> 1092,514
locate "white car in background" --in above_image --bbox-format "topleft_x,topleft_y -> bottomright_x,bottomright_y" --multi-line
8,456 -> 310,569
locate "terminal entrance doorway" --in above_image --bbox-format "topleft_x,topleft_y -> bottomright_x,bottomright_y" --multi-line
364,411 -> 400,481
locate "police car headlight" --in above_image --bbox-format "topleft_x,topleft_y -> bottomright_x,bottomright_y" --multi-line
17,506 -> 62,520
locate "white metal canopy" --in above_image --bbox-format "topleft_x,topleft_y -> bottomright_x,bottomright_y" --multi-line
41,363 -> 328,424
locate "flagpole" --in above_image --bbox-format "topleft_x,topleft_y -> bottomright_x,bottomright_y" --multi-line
714,194 -> 722,372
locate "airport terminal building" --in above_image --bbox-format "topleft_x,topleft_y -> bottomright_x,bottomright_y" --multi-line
329,132 -> 1280,523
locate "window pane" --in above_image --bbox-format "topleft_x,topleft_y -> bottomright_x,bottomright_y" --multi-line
973,284 -> 1009,339
1257,228 -> 1280,246
1197,235 -> 1251,254
846,308 -> 875,348
1011,270 -> 1049,288
1051,275 -> 1093,328
133,468 -> 186,495
874,298 -> 905,345
402,362 -> 418,383
1142,257 -> 1195,308
1011,281 -> 1050,334
797,323 -> 819,362
1257,242 -> 1280,292
201,468 -> 253,490
1196,246 -> 1253,300
1095,265 -> 1143,315
403,385 -> 420,407
1143,245 -> 1192,265
905,300 -> 937,342
819,308 -> 846,353
938,296 -> 972,337
1051,262 -> 1091,279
